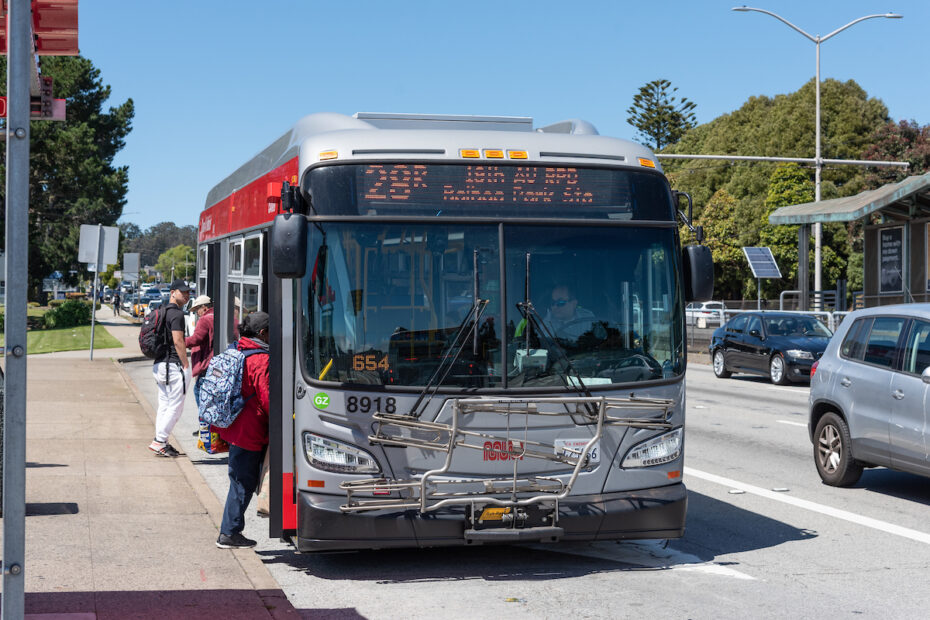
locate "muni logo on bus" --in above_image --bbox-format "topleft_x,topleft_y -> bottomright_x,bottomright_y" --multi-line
483,440 -> 524,461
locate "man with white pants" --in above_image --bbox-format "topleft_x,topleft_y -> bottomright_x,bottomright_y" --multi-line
149,279 -> 192,457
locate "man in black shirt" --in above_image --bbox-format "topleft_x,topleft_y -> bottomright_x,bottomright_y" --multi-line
149,279 -> 192,457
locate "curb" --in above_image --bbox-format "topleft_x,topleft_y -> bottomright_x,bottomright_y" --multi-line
112,360 -> 288,597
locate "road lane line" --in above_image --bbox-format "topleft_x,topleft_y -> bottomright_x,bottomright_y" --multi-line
685,466 -> 930,545
777,420 -> 807,427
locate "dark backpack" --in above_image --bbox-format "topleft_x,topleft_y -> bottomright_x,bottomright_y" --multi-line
139,307 -> 169,359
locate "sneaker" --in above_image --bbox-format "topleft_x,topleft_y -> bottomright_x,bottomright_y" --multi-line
149,441 -> 181,457
216,532 -> 257,549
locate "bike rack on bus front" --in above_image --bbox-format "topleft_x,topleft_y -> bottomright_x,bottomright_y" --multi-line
339,395 -> 675,535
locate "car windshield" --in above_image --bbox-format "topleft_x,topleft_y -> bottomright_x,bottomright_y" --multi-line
763,315 -> 832,337
299,222 -> 683,389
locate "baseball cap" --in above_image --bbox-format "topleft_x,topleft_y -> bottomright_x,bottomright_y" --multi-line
169,279 -> 191,293
244,311 -> 270,334
189,294 -> 212,310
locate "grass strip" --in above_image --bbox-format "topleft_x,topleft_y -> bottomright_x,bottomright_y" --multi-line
0,324 -> 123,354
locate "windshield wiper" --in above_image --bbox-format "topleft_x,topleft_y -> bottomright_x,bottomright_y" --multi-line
407,297 -> 489,418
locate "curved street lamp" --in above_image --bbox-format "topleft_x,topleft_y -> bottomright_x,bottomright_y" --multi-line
732,6 -> 902,305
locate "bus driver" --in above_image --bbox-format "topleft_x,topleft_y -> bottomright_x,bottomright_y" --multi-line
544,284 -> 598,341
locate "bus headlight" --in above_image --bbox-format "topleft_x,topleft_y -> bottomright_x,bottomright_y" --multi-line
304,433 -> 381,474
621,429 -> 682,468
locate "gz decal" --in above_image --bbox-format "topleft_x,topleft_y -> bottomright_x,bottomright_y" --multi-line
483,440 -> 524,461
313,392 -> 330,409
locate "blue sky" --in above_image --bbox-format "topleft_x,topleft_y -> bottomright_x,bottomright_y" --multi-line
77,0 -> 930,231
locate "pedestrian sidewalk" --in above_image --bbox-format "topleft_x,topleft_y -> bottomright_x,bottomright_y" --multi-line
0,308 -> 300,618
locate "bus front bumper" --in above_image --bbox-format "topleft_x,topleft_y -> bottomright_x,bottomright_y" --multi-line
295,483 -> 687,552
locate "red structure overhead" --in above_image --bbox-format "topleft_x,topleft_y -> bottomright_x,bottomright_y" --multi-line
0,0 -> 79,56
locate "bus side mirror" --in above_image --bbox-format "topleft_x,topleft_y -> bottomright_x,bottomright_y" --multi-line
281,181 -> 309,215
683,245 -> 714,302
271,213 -> 307,278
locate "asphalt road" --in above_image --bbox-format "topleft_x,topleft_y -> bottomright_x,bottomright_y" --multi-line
125,360 -> 930,619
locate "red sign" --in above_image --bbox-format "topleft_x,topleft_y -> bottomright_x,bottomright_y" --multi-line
0,95 -> 66,120
0,0 -> 79,56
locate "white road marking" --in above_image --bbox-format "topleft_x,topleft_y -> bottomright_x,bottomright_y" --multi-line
777,420 -> 807,427
686,467 -> 930,545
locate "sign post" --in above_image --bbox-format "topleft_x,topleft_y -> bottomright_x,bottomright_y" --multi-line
78,224 -> 119,360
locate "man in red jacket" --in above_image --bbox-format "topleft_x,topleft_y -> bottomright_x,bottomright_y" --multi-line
185,295 -> 215,416
216,311 -> 270,549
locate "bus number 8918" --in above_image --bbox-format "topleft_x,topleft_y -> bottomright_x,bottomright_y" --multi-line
346,396 -> 396,414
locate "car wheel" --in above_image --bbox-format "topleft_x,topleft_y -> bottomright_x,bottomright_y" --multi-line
814,412 -> 862,487
769,354 -> 789,385
712,349 -> 731,378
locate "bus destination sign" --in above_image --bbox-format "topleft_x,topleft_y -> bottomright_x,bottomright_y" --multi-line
358,164 -> 625,207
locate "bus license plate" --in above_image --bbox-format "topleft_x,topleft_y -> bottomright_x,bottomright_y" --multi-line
554,439 -> 599,463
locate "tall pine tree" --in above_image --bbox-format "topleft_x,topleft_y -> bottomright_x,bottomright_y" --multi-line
626,79 -> 697,150
0,56 -> 134,299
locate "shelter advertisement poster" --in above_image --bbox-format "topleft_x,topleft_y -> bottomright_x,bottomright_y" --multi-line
926,223 -> 930,292
880,226 -> 903,294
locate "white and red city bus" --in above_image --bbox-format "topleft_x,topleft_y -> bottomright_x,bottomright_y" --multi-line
197,112 -> 713,551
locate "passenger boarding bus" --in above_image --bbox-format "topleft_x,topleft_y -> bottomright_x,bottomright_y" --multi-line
197,112 -> 713,551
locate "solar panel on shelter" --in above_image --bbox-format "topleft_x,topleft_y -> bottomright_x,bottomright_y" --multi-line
742,247 -> 782,279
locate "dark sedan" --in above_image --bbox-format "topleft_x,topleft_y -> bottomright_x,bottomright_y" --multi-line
709,312 -> 833,384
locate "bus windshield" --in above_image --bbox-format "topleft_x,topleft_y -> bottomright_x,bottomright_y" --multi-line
299,222 -> 684,388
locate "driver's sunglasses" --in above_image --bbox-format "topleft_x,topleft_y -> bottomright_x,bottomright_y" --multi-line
550,298 -> 572,307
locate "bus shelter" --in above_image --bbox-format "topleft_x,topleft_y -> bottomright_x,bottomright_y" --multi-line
769,172 -> 930,308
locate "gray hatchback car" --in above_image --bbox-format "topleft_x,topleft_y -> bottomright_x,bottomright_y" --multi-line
809,303 -> 930,486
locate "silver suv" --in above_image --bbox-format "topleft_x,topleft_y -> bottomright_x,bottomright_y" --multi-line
809,303 -> 930,486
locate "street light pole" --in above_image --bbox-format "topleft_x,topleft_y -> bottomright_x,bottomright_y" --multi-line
732,7 -> 902,307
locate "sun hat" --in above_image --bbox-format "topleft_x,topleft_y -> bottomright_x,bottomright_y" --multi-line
189,294 -> 212,310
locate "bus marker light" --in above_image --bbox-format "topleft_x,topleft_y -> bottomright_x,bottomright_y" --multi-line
507,150 -> 528,159
667,470 -> 681,479
638,157 -> 656,168
460,149 -> 481,158
484,149 -> 504,159
319,150 -> 338,160
307,480 -> 325,488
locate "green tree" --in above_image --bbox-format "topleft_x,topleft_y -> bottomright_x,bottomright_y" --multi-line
861,119 -> 930,186
693,189 -> 744,299
0,56 -> 134,300
757,163 -> 813,299
154,244 -> 195,282
123,221 -> 197,267
664,79 -> 889,301
626,79 -> 697,150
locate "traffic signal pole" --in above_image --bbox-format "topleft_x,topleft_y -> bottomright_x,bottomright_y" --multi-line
3,0 -> 32,615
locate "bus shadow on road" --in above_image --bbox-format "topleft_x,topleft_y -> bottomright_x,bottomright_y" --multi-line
258,543 -> 666,583
676,490 -> 817,562
256,491 -> 815,582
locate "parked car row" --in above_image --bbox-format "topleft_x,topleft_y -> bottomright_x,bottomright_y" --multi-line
686,301 -> 727,328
